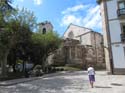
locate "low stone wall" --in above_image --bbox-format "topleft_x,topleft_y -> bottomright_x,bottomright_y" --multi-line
113,68 -> 125,75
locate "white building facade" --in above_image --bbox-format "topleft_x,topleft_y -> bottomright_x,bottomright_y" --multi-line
100,0 -> 125,74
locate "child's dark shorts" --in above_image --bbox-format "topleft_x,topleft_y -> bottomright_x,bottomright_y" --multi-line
89,75 -> 95,82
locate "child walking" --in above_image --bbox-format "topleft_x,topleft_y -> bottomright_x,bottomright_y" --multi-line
87,64 -> 95,88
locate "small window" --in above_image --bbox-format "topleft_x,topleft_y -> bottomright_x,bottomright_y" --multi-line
68,31 -> 74,39
43,28 -> 46,34
80,36 -> 82,43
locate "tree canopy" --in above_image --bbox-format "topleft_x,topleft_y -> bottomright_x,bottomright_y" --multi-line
0,1 -> 62,77
31,31 -> 61,66
0,6 -> 37,76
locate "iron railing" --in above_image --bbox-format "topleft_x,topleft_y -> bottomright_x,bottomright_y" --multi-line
117,8 -> 125,16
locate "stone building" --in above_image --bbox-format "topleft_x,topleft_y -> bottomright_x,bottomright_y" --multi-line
62,38 -> 87,68
63,24 -> 104,63
63,24 -> 92,41
48,24 -> 105,69
38,21 -> 53,34
63,24 -> 103,46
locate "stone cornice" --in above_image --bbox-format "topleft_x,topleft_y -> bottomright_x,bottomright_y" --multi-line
96,0 -> 102,4
97,0 -> 112,4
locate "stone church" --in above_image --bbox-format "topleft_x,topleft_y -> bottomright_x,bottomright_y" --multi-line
51,24 -> 105,69
41,23 -> 105,69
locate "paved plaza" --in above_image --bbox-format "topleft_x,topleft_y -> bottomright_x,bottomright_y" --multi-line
0,71 -> 125,93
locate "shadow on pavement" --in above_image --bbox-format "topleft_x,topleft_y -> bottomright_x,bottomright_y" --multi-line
95,86 -> 112,88
111,83 -> 123,86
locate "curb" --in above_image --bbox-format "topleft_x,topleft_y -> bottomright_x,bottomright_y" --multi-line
0,77 -> 41,86
0,71 -> 68,86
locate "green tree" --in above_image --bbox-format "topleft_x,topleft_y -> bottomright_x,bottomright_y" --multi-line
0,0 -> 13,24
31,31 -> 61,67
0,8 -> 36,77
0,0 -> 13,11
0,0 -> 14,77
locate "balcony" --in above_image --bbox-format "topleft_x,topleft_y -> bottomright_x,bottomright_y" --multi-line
117,8 -> 125,18
120,33 -> 125,42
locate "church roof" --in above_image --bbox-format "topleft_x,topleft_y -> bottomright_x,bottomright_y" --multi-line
63,23 -> 92,39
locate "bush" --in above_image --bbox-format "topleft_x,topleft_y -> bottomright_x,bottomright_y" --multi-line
29,65 -> 44,77
34,65 -> 42,70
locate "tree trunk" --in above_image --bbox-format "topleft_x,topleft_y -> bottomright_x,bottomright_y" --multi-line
1,50 -> 9,77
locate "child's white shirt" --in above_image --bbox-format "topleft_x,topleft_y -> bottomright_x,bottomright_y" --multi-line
87,67 -> 95,75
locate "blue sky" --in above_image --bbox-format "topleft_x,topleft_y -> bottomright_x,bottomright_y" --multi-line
12,0 -> 102,36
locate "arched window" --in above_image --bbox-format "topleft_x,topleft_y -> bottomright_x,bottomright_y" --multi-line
68,31 -> 74,39
43,28 -> 46,34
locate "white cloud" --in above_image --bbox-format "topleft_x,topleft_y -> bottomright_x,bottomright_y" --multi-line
18,0 -> 42,5
62,4 -> 91,14
18,0 -> 24,2
60,4 -> 102,32
62,4 -> 84,14
33,0 -> 42,5
83,5 -> 102,30
60,15 -> 82,26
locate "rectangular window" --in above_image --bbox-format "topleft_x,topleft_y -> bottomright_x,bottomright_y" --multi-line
122,25 -> 125,33
120,24 -> 125,42
123,25 -> 125,32
124,47 -> 125,57
80,36 -> 82,43
118,1 -> 125,9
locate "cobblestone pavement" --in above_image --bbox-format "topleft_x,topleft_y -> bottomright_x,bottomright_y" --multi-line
0,71 -> 125,93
